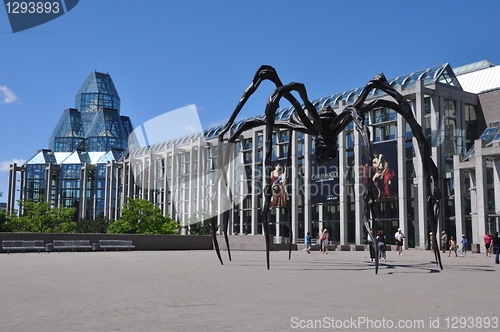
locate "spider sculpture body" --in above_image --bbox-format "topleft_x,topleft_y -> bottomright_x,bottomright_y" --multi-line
211,65 -> 442,274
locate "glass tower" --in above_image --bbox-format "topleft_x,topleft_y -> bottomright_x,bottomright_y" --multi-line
49,71 -> 133,152
16,71 -> 133,220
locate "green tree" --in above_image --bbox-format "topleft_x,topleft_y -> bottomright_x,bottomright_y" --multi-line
186,210 -> 215,235
10,199 -> 76,233
187,221 -> 212,235
77,214 -> 111,233
0,209 -> 14,232
107,198 -> 181,234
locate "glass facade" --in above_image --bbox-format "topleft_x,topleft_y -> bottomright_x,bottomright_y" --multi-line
113,60 -> 500,249
8,60 -> 500,250
14,72 -> 132,220
75,71 -> 120,112
49,72 -> 132,153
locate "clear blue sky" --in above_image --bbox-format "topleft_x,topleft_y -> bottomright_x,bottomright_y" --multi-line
1,0 -> 499,200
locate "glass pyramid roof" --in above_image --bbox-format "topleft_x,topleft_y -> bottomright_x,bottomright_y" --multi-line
26,150 -> 57,164
48,72 -> 133,154
75,71 -> 120,112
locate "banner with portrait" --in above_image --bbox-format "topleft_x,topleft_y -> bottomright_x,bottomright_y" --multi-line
364,140 -> 398,199
270,159 -> 288,207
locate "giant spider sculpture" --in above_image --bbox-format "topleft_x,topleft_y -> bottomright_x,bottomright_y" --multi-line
210,65 -> 442,274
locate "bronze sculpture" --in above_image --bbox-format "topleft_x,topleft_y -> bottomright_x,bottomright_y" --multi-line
211,65 -> 442,274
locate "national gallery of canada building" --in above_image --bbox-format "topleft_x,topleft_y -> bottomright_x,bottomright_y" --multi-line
7,60 -> 500,249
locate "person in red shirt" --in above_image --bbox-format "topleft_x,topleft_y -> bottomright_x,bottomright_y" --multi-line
484,232 -> 492,257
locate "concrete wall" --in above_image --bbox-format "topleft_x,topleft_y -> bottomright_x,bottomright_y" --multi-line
0,233 -> 213,252
479,90 -> 500,126
216,235 -> 298,251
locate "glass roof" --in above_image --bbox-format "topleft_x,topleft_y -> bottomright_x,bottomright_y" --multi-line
463,125 -> 500,160
75,71 -> 120,112
61,151 -> 91,164
126,62 -> 462,156
480,127 -> 498,141
49,72 -> 133,154
97,150 -> 122,163
26,150 -> 57,164
453,60 -> 495,76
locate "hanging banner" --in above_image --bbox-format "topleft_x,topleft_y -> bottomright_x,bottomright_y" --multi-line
365,140 -> 398,199
310,157 -> 340,204
270,159 -> 288,207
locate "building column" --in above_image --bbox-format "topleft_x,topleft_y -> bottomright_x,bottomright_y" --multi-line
290,130 -> 299,243
105,161 -> 117,220
251,130 -> 259,235
197,139 -> 204,225
413,83 -> 432,249
7,164 -> 18,215
453,158 -> 465,242
353,124 -> 363,245
494,159 -> 500,215
304,133 -> 312,239
397,107 -> 408,248
318,204 -> 324,242
473,139 -> 488,244
81,163 -> 89,220
188,146 -> 195,229
148,151 -> 154,202
171,146 -> 179,222
339,126 -> 348,245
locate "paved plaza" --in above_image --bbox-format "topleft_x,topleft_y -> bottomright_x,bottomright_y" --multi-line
1,248 -> 498,331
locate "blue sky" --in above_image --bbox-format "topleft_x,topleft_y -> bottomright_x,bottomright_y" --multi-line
1,0 -> 500,200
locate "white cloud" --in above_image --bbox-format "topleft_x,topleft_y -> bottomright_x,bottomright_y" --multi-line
0,85 -> 20,104
0,159 -> 26,172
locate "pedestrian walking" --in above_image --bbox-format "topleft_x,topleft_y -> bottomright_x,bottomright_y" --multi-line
306,232 -> 312,254
367,228 -> 375,261
448,236 -> 457,257
376,230 -> 387,262
492,232 -> 500,264
441,231 -> 448,253
460,234 -> 468,257
484,232 -> 492,257
395,228 -> 405,255
321,229 -> 329,254
429,232 -> 434,252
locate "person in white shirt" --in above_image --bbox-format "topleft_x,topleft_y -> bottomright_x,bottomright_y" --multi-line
395,228 -> 405,255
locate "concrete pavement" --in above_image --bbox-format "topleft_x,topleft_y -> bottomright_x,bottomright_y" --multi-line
1,248 -> 498,331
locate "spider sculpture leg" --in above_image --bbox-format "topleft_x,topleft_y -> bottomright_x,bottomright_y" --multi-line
252,81 -> 334,269
285,131 -> 294,260
348,106 -> 380,273
335,73 -> 443,270
210,66 -> 283,265
211,66 -> 305,265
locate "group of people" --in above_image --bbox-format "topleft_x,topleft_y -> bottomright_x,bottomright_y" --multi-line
306,228 -> 500,264
305,228 -> 329,254
443,233 -> 469,257
440,231 -> 500,263
440,231 -> 469,257
367,228 -> 405,262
